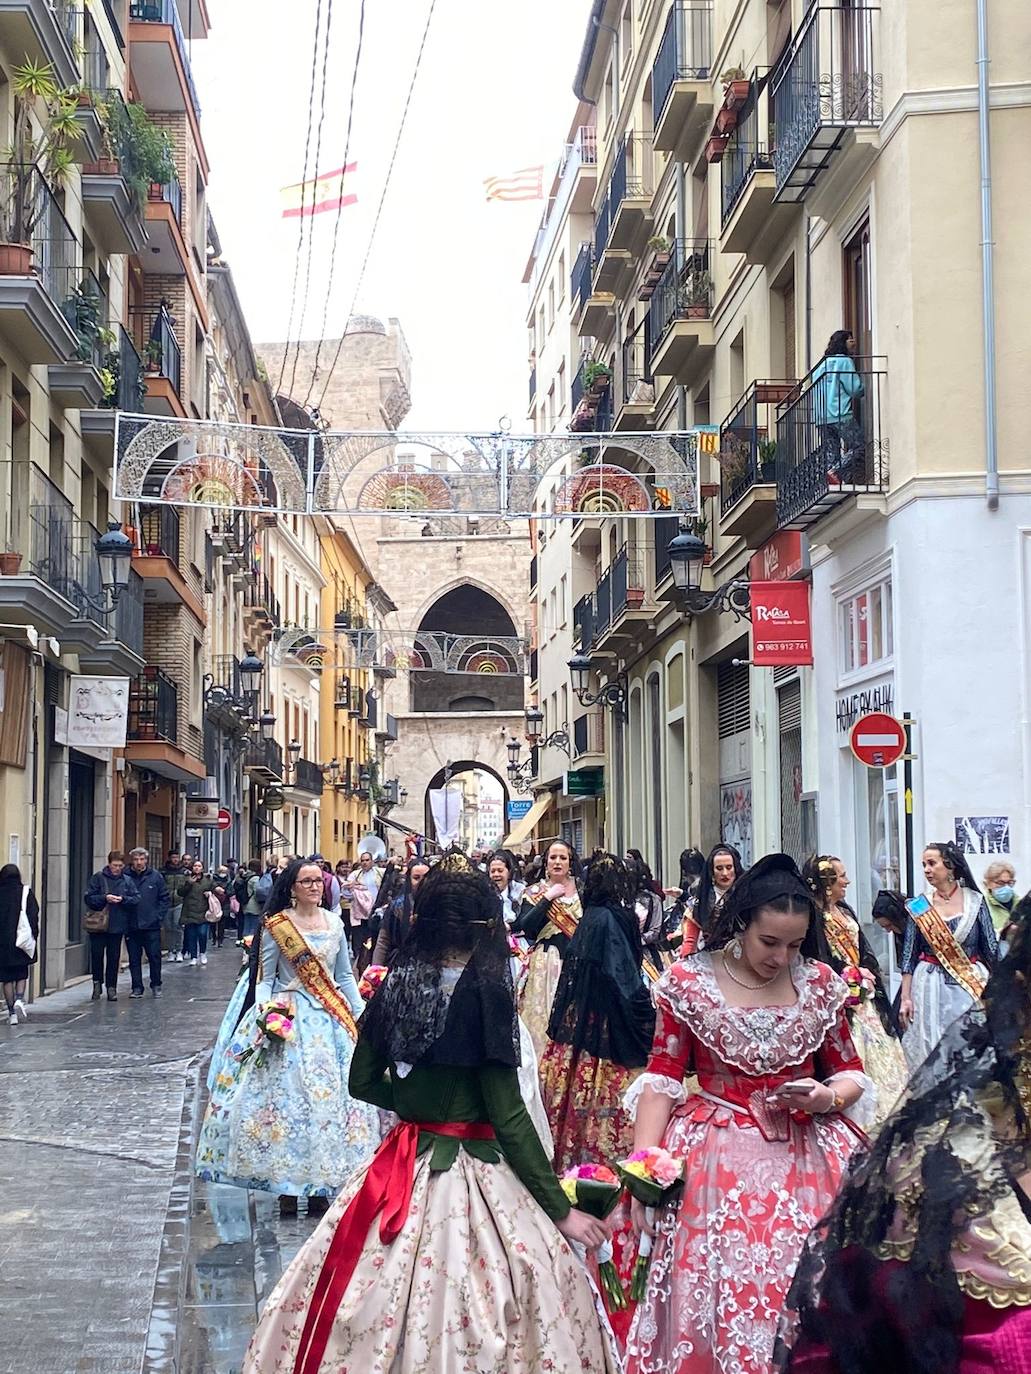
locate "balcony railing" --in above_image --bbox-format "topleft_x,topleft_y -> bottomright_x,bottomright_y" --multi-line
292,757 -> 325,795
131,304 -> 182,396
529,646 -> 538,681
102,324 -> 144,410
775,356 -> 888,528
244,570 -> 281,627
595,564 -> 612,636
23,467 -> 130,629
138,503 -> 180,559
129,0 -> 202,117
83,17 -> 110,92
110,566 -> 145,656
770,2 -> 882,202
0,164 -> 78,315
647,238 -> 713,360
562,124 -> 597,172
71,267 -> 109,370
529,554 -> 537,588
570,355 -> 613,432
128,666 -> 178,744
148,172 -> 183,227
573,592 -> 595,651
622,318 -> 651,405
653,1 -> 713,122
609,544 -> 646,620
720,379 -> 797,513
244,733 -> 284,779
572,241 -> 593,313
594,134 -> 653,261
528,365 -> 536,404
652,512 -> 682,584
573,711 -> 605,758
721,75 -> 773,226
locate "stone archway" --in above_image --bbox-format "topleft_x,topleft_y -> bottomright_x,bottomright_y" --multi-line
423,759 -> 510,853
411,584 -> 523,713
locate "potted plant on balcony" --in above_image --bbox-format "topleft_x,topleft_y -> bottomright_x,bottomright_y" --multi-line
720,66 -> 750,109
716,107 -> 738,135
680,269 -> 712,318
144,338 -> 163,374
758,438 -> 778,480
0,550 -> 23,575
646,234 -> 672,270
0,60 -> 78,276
584,360 -> 612,395
99,95 -> 174,211
705,134 -> 729,164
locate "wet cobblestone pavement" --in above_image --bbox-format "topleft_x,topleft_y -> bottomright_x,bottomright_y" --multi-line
0,949 -> 320,1374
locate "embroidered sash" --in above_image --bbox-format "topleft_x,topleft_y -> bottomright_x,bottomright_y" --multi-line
527,885 -> 582,942
264,911 -> 359,1040
825,905 -> 861,967
913,902 -> 986,1001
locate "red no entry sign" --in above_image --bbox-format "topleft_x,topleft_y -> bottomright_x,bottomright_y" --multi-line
849,712 -> 907,768
216,807 -> 232,831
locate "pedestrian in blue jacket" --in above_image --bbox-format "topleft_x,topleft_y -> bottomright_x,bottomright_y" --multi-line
810,329 -> 865,483
126,848 -> 170,997
84,852 -> 140,1001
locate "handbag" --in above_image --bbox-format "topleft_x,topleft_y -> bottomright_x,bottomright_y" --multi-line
205,890 -> 223,924
15,884 -> 35,958
83,907 -> 109,933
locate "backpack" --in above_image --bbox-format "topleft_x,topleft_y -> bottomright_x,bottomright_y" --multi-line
256,871 -> 274,909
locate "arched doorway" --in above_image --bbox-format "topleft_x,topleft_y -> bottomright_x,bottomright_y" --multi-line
423,759 -> 510,853
411,584 -> 524,713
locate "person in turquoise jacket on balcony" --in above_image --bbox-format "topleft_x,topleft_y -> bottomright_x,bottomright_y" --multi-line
810,329 -> 865,483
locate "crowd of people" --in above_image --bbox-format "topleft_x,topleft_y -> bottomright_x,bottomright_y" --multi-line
4,831 -> 1029,1371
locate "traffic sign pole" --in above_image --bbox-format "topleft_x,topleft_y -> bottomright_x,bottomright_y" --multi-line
903,713 -> 916,896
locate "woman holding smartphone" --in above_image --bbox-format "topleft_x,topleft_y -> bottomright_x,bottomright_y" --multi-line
623,854 -> 870,1374
898,841 -> 998,1070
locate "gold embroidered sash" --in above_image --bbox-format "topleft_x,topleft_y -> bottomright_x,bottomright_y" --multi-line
527,885 -> 581,943
825,905 -> 860,967
913,904 -> 986,1001
265,911 -> 359,1040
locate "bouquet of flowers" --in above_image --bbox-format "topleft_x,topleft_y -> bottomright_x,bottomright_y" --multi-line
841,964 -> 876,1008
358,964 -> 388,1001
239,994 -> 296,1069
616,1147 -> 685,1299
560,1164 -> 626,1311
235,934 -> 254,950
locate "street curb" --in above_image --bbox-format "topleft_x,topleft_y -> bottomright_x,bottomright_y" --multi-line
142,1047 -> 210,1374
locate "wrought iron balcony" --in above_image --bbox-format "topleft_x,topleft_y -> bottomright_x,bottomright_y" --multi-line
570,356 -> 614,433
573,711 -> 605,758
101,324 -> 144,411
616,319 -> 654,428
243,571 -> 281,627
528,365 -> 536,404
771,2 -> 882,205
775,356 -> 888,529
128,666 -> 178,744
376,711 -> 398,742
529,554 -> 537,588
571,241 -> 594,317
652,512 -> 682,585
130,305 -> 182,407
652,1 -> 713,153
720,379 -> 798,543
244,733 -> 284,782
593,134 -> 654,265
138,503 -> 180,560
721,77 -> 774,227
0,164 -> 79,364
573,592 -> 596,652
291,756 -> 325,796
129,0 -> 202,118
0,0 -> 80,88
529,646 -> 538,682
148,172 -> 183,227
646,238 -> 714,381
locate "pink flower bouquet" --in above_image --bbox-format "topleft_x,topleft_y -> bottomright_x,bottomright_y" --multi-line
240,995 -> 296,1070
616,1147 -> 685,1299
358,964 -> 388,1001
560,1164 -> 626,1311
842,964 -> 876,1008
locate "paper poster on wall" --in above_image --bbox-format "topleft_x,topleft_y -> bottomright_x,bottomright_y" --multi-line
66,676 -> 130,748
720,781 -> 753,867
954,816 -> 1010,855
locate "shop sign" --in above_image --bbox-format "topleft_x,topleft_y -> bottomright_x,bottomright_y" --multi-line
563,768 -> 603,797
185,798 -> 222,827
749,530 -> 807,583
506,799 -> 533,821
750,580 -> 813,666
835,680 -> 895,739
263,787 -> 286,812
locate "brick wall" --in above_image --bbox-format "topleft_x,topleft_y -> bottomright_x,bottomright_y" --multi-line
142,602 -> 204,761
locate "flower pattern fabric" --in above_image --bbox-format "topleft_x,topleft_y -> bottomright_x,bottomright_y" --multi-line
196,922 -> 380,1196
243,1148 -> 623,1374
625,954 -> 867,1374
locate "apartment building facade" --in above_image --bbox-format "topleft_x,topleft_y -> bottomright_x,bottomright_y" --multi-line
528,0 -> 1031,963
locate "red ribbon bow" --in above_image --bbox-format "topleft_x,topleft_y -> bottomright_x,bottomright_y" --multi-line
293,1119 -> 496,1374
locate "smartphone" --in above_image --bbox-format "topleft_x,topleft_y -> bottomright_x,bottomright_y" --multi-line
906,894 -> 932,918
777,1080 -> 812,1094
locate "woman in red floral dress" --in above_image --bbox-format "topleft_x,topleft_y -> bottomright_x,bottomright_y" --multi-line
624,854 -> 872,1374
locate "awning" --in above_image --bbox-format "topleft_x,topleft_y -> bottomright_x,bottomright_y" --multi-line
503,793 -> 553,848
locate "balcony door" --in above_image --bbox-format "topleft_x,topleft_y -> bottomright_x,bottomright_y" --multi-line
843,216 -> 873,361
840,0 -> 873,121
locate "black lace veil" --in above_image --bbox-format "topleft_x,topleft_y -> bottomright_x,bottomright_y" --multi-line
359,859 -> 520,1070
777,911 -> 1031,1374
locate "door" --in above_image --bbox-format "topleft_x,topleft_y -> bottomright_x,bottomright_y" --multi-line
843,216 -> 873,360
67,753 -> 96,978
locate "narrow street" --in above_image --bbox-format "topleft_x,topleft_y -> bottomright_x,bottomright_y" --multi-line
0,953 -> 314,1374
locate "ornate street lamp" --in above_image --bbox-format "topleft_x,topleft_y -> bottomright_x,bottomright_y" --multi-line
567,654 -> 628,717
666,528 -> 750,618
524,703 -> 570,756
259,712 -> 277,741
87,519 -> 133,612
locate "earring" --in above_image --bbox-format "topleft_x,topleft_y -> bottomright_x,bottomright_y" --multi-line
728,936 -> 743,961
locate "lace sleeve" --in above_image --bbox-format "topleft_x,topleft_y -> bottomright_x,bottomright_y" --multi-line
623,1071 -> 687,1121
623,1004 -> 693,1120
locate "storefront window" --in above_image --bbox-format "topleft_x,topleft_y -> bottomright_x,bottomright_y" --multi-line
841,577 -> 893,675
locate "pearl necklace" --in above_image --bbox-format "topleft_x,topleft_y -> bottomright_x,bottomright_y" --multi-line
721,949 -> 778,991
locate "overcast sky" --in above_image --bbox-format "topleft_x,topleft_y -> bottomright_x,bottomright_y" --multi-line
191,0 -> 592,432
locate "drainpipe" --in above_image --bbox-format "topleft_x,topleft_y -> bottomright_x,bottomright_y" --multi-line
676,160 -> 688,428
976,0 -> 999,510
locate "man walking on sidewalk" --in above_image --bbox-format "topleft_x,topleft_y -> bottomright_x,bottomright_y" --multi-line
127,848 -> 170,997
160,850 -> 187,962
84,853 -> 139,1002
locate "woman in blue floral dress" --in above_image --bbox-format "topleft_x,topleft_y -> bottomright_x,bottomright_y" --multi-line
196,859 -> 381,1214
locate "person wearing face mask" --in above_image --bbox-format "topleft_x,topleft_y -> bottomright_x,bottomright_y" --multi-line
513,839 -> 583,1060
803,855 -> 908,1131
983,861 -> 1021,950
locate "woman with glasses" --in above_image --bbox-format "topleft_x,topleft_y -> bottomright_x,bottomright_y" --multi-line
195,858 -> 381,1216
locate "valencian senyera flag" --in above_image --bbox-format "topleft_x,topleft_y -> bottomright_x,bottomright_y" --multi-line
483,165 -> 545,202
280,163 -> 358,218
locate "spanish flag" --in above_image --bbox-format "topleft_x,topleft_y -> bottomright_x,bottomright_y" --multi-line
280,163 -> 358,219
